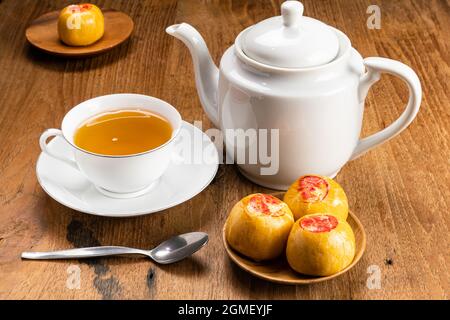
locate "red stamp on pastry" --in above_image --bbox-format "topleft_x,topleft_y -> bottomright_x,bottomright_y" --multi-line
247,194 -> 285,217
300,214 -> 338,233
297,175 -> 329,203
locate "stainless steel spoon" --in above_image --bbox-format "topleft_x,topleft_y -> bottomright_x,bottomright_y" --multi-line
21,232 -> 208,264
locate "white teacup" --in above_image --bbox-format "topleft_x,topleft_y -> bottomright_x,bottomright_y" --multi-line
39,94 -> 182,198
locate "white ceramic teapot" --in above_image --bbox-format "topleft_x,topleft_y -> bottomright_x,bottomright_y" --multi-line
166,1 -> 421,189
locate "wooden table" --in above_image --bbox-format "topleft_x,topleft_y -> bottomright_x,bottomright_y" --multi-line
0,0 -> 448,300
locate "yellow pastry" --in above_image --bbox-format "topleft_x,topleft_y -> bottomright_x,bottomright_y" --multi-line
286,213 -> 355,276
58,4 -> 104,46
284,175 -> 348,220
225,193 -> 294,261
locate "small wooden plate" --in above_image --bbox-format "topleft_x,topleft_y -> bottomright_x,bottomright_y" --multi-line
222,192 -> 366,285
25,9 -> 134,57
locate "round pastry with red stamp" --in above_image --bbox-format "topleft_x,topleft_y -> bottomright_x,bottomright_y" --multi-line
283,175 -> 348,221
286,213 -> 355,276
225,193 -> 294,261
58,4 -> 105,46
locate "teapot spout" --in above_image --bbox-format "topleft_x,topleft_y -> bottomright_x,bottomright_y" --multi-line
166,23 -> 219,127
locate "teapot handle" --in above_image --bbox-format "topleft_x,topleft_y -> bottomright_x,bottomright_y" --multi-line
350,57 -> 421,160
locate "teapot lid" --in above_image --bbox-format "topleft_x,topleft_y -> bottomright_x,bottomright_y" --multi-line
241,1 -> 339,68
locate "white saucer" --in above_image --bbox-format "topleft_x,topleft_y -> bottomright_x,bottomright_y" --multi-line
36,121 -> 219,217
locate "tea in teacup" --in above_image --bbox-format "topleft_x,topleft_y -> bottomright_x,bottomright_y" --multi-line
74,109 -> 172,156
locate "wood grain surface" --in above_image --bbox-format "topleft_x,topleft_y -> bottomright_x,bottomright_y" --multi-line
0,0 -> 448,299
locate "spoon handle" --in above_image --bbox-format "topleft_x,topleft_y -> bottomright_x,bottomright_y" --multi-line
21,246 -> 148,260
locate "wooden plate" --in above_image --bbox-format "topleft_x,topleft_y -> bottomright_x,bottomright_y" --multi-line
25,9 -> 133,57
222,192 -> 366,285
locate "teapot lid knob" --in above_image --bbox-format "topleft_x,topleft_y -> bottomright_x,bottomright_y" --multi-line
240,0 -> 340,68
281,1 -> 304,28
